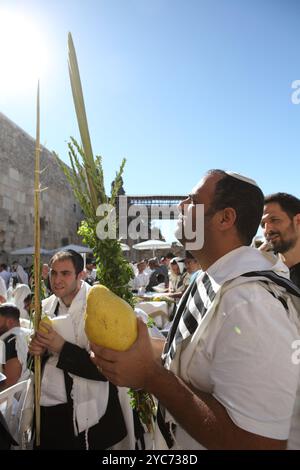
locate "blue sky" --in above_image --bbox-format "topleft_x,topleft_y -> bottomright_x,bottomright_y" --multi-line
0,0 -> 300,240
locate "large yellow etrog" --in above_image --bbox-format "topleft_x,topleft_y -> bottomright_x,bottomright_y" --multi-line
85,285 -> 137,351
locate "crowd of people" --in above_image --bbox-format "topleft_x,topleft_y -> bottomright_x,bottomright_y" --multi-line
1,168 -> 300,450
129,252 -> 200,297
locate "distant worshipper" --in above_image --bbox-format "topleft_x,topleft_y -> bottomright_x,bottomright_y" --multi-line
0,304 -> 30,391
146,258 -> 168,291
0,264 -> 11,289
84,258 -> 97,286
184,251 -> 201,282
160,253 -> 175,268
11,261 -> 29,286
41,263 -> 52,296
13,284 -> 32,320
132,260 -> 149,293
168,257 -> 190,296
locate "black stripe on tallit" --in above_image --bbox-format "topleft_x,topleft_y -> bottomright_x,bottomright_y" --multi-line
202,273 -> 216,302
242,270 -> 300,297
164,278 -> 198,354
157,404 -> 174,449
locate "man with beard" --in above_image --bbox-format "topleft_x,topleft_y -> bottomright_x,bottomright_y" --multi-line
91,170 -> 300,450
261,193 -> 300,287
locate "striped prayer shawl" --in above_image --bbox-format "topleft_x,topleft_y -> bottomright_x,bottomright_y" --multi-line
163,272 -> 217,368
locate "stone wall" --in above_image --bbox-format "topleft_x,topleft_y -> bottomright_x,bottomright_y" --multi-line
0,112 -> 83,264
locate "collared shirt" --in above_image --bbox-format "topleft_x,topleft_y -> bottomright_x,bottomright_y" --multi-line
132,272 -> 149,290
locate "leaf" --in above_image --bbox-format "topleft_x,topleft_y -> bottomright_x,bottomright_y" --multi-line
68,32 -> 98,211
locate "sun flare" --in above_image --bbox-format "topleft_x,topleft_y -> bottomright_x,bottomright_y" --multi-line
0,8 -> 49,92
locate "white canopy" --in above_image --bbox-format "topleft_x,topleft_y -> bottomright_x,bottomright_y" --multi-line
120,243 -> 130,252
132,239 -> 171,257
10,246 -> 50,255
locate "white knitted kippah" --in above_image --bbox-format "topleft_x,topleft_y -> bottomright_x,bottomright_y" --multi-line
225,171 -> 258,187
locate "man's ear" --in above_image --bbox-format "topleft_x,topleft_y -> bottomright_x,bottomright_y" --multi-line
78,271 -> 86,281
218,207 -> 237,230
294,213 -> 300,229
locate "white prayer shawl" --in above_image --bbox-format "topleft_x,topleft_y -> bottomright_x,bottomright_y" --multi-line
0,326 -> 30,382
41,282 -> 109,436
12,284 -> 32,320
155,247 -> 300,449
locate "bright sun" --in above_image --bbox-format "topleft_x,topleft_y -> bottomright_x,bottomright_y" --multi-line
0,8 -> 49,92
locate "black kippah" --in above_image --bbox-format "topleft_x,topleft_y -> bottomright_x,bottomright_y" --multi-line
66,249 -> 84,272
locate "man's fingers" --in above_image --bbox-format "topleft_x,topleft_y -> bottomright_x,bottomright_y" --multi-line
97,362 -> 125,386
39,321 -> 52,330
36,333 -> 50,343
101,361 -> 118,376
91,353 -> 116,371
29,344 -> 45,356
37,327 -> 52,339
137,316 -> 150,338
90,355 -> 122,384
90,343 -> 120,362
30,337 -> 47,348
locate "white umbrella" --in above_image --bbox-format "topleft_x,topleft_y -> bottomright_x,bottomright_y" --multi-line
132,239 -> 171,257
120,243 -> 130,252
50,244 -> 93,254
10,246 -> 50,255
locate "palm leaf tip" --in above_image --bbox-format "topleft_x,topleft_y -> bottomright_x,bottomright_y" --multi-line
67,32 -> 99,211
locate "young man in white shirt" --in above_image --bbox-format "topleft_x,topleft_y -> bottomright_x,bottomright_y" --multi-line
29,250 -> 130,450
132,261 -> 149,292
91,169 -> 300,450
